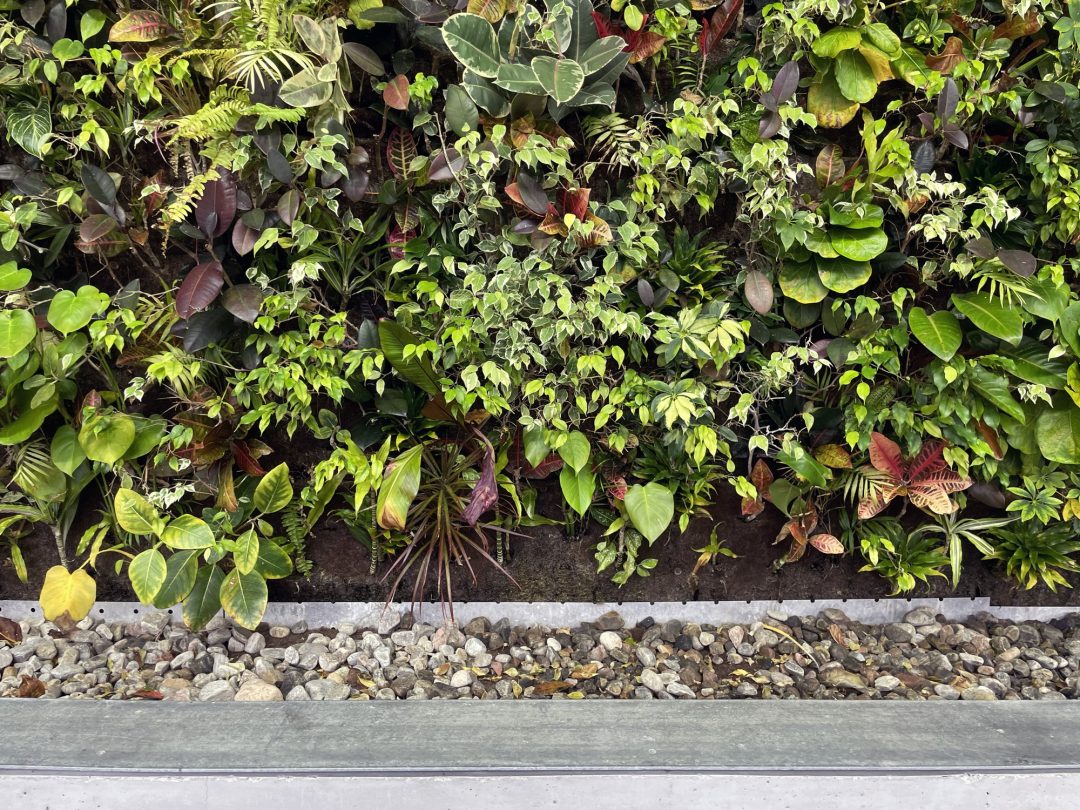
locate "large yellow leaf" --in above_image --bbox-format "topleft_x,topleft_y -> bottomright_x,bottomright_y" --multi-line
807,69 -> 859,128
39,566 -> 96,621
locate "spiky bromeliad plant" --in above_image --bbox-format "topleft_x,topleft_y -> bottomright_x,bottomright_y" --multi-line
857,433 -> 971,519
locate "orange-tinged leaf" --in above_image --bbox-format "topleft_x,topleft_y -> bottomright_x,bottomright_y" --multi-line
16,675 -> 45,698
109,11 -> 176,43
386,128 -> 416,181
383,75 -> 410,111
992,11 -> 1041,41
815,144 -> 845,187
813,443 -> 852,469
750,457 -> 774,496
629,31 -> 666,63
926,37 -> 966,74
534,680 -> 571,695
741,495 -> 765,518
857,484 -> 899,519
907,440 -> 948,482
467,0 -> 508,23
809,533 -> 844,554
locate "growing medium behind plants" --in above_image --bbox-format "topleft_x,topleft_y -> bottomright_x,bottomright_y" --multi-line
1,0 -> 1079,627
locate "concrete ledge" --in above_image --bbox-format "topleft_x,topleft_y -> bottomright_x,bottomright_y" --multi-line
0,702 -> 1077,776
3,596 -> 1078,628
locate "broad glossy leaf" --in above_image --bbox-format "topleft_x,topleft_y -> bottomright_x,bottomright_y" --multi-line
807,69 -> 859,128
558,430 -> 591,472
343,42 -> 385,75
39,566 -> 96,622
559,465 -> 595,516
182,564 -> 225,630
195,174 -> 236,238
379,319 -> 442,396
908,306 -> 962,361
952,292 -> 1023,345
254,462 -> 293,514
445,84 -> 479,134
220,568 -> 268,630
744,269 -> 774,314
812,26 -> 861,58
129,548 -> 167,604
817,256 -> 872,293
161,514 -> 216,550
376,444 -> 423,530
46,285 -> 110,334
152,550 -> 199,608
467,0 -> 507,23
494,63 -> 544,94
50,424 -> 86,475
233,529 -> 259,575
221,284 -> 262,323
779,262 -> 828,304
0,261 -> 31,291
114,489 -> 163,536
383,74 -> 411,110
79,409 -> 135,464
255,538 -> 293,580
442,13 -> 500,78
530,56 -> 585,103
7,99 -> 51,158
829,226 -> 887,261
0,308 -> 36,358
1037,405 -> 1080,465
815,144 -> 845,187
109,10 -> 176,42
278,66 -> 333,108
624,482 -> 674,543
580,36 -> 628,75
861,22 -> 901,57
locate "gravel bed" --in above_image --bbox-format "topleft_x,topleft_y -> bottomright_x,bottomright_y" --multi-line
1,608 -> 1079,701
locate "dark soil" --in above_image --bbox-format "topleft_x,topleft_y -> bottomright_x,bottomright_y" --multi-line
1,484 -> 1075,607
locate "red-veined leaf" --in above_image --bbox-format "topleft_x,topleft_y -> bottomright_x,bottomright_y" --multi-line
815,144 -> 845,187
109,10 -> 176,42
868,432 -> 905,479
809,533 -> 844,554
906,440 -> 948,483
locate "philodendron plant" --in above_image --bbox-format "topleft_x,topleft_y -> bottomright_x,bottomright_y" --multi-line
440,0 -> 630,126
107,463 -> 296,630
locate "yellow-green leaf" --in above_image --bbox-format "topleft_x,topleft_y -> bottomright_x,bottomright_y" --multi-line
39,566 -> 96,621
376,444 -> 423,530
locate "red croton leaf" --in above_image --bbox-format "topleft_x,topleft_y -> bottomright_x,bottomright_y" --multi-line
698,0 -> 742,56
868,432 -> 905,479
750,457 -> 774,497
906,439 -> 948,483
628,30 -> 666,64
232,441 -> 266,476
809,533 -> 844,554
386,128 -> 417,181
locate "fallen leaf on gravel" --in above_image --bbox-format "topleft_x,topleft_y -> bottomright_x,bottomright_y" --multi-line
533,680 -> 571,695
570,663 -> 599,679
132,690 -> 164,700
828,624 -> 846,646
0,617 -> 22,644
16,676 -> 45,698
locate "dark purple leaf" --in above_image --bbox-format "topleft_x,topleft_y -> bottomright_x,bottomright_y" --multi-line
997,249 -> 1036,277
937,77 -> 958,123
1016,107 -> 1035,127
78,214 -> 118,244
942,124 -> 969,150
266,149 -> 293,183
195,173 -> 237,238
917,111 -> 936,133
462,431 -> 498,526
222,284 -> 263,323
81,164 -> 116,206
342,171 -> 370,202
276,189 -> 300,226
181,307 -> 234,353
231,219 -> 258,256
176,260 -> 225,319
758,110 -> 782,139
760,91 -> 777,112
428,149 -> 463,182
253,131 -> 281,156
515,171 -> 548,216
512,219 -> 537,234
771,61 -> 800,104
965,236 -> 996,259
